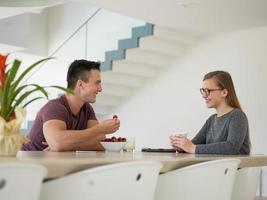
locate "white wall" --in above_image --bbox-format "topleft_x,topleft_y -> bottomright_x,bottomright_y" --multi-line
112,26 -> 267,195
113,26 -> 267,152
6,4 -> 145,121
0,12 -> 48,55
47,2 -> 98,57
47,3 -> 145,61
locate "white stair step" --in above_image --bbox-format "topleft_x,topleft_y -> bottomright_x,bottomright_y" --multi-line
96,94 -> 122,107
112,60 -> 157,77
93,26 -> 199,118
153,26 -> 198,45
139,36 -> 185,57
102,71 -> 145,88
125,49 -> 172,67
101,83 -> 133,97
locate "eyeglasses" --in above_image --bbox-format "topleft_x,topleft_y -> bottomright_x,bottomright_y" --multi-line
200,88 -> 223,97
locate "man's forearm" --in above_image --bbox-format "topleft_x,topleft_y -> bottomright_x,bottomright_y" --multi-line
70,140 -> 104,151
44,123 -> 105,151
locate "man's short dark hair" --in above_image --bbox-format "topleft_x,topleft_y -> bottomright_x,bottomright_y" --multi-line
67,60 -> 100,89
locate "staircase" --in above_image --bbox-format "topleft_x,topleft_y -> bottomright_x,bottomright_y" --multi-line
0,3 -> 199,122
18,23 -> 199,132
93,24 -> 198,119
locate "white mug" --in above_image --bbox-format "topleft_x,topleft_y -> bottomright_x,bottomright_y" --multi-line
172,132 -> 188,138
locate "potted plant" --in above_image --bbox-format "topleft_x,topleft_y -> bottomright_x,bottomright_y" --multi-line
0,54 -> 72,156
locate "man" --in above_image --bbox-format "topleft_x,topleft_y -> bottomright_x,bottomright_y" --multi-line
22,60 -> 120,151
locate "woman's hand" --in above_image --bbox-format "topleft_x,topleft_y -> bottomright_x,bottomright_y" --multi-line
170,135 -> 196,153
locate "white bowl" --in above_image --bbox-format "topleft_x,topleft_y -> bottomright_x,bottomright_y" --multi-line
100,142 -> 126,152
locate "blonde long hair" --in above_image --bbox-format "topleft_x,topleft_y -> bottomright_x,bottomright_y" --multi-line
203,71 -> 242,110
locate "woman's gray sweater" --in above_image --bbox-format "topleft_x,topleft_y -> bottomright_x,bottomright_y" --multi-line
192,108 -> 251,155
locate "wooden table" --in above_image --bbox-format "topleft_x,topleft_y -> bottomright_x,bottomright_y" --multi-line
1,151 -> 267,178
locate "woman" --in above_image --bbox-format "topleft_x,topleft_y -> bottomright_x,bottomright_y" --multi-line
170,71 -> 250,154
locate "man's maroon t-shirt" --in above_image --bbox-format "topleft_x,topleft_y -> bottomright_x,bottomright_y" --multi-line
21,95 -> 97,151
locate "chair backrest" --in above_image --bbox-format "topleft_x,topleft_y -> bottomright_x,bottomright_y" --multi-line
0,163 -> 47,200
231,167 -> 261,200
41,161 -> 162,200
155,158 -> 240,200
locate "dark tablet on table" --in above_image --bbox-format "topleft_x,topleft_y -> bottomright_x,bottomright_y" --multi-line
141,148 -> 176,153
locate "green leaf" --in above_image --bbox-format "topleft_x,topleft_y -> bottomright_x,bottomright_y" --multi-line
22,97 -> 44,108
12,85 -> 48,108
2,58 -> 51,120
47,85 -> 74,94
28,84 -> 49,99
0,57 -> 73,122
10,57 -> 53,94
6,84 -> 28,111
7,84 -> 48,110
5,86 -> 47,119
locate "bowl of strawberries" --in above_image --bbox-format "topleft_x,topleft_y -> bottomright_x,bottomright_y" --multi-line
101,137 -> 126,152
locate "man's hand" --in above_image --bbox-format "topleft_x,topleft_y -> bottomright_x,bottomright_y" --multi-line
98,117 -> 120,134
42,141 -> 51,151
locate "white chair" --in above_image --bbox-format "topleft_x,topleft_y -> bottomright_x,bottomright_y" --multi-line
231,167 -> 261,200
41,161 -> 162,200
0,163 -> 47,200
155,159 -> 240,200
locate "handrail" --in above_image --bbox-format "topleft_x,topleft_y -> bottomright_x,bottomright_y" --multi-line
48,8 -> 101,58
25,7 -> 101,82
